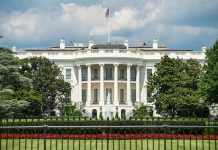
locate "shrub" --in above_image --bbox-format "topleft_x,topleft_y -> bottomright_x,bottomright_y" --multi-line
99,112 -> 103,120
115,112 -> 119,119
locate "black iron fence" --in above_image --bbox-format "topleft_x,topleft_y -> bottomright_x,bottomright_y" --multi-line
0,116 -> 217,150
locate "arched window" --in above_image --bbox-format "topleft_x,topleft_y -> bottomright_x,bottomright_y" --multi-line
92,109 -> 97,118
121,109 -> 126,119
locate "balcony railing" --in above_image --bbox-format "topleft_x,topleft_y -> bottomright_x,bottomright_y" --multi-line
131,77 -> 136,81
118,77 -> 127,81
119,101 -> 127,105
17,49 -> 205,61
104,77 -> 114,80
91,77 -> 100,81
91,101 -> 99,105
104,101 -> 113,105
82,77 -> 87,81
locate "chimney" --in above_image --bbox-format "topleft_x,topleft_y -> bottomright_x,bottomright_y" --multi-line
60,37 -> 65,49
123,40 -> 128,49
88,40 -> 94,49
202,45 -> 206,52
11,45 -> 16,52
152,37 -> 158,49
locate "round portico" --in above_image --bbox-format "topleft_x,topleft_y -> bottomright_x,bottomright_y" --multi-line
75,63 -> 141,118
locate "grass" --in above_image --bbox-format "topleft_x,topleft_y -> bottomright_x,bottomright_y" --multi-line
0,139 -> 217,150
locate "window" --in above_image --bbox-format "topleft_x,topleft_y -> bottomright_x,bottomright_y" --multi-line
66,69 -> 71,80
82,89 -> 87,103
119,68 -> 125,79
82,67 -> 87,81
121,109 -> 126,119
147,89 -> 152,103
106,68 -> 113,80
94,89 -> 98,102
131,67 -> 136,81
131,89 -> 136,103
147,69 -> 152,81
120,89 -> 124,103
93,68 -> 98,79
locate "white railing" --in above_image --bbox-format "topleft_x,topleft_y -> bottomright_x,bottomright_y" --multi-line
16,49 -> 205,61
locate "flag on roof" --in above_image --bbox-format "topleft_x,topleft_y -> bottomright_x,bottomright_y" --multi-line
105,8 -> 109,18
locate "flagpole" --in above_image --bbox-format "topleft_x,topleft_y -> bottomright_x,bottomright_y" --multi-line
108,10 -> 110,44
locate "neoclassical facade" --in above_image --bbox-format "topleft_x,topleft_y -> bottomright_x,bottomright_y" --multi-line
15,37 -> 206,118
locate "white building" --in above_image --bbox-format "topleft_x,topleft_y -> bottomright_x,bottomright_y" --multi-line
15,37 -> 206,118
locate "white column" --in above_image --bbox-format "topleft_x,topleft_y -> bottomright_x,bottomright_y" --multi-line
99,64 -> 104,105
114,64 -> 119,105
87,64 -> 91,106
127,64 -> 132,105
71,66 -> 75,104
136,65 -> 140,103
77,65 -> 82,103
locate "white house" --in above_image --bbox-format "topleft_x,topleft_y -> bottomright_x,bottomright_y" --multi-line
15,37 -> 206,118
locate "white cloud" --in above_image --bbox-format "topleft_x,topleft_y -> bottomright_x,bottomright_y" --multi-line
0,2 -> 162,45
0,0 -> 217,49
1,10 -> 44,41
0,3 -> 107,44
90,7 -> 143,35
90,5 -> 161,36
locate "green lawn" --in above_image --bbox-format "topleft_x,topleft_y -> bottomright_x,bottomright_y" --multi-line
0,139 -> 216,150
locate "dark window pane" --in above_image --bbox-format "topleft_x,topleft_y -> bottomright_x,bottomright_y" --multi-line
131,89 -> 136,103
82,89 -> 87,103
131,67 -> 136,81
66,69 -> 71,80
147,69 -> 152,81
147,89 -> 152,103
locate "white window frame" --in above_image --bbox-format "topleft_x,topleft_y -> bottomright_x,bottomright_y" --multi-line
120,89 -> 124,102
94,89 -> 98,102
65,68 -> 72,80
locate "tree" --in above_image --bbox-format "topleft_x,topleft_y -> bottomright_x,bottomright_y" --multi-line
64,105 -> 82,116
20,57 -> 71,115
133,106 -> 149,118
148,55 -> 205,117
200,39 -> 218,105
0,47 -> 40,117
0,99 -> 29,117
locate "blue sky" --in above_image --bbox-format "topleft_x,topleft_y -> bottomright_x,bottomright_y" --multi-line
0,0 -> 217,50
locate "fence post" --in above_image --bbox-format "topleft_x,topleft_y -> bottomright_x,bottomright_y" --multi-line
163,115 -> 167,150
43,114 -> 47,150
0,115 -> 2,150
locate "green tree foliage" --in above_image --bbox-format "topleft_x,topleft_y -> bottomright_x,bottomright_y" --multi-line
201,40 -> 218,105
0,99 -> 29,117
133,106 -> 149,117
64,105 -> 82,116
0,47 -> 40,117
148,55 -> 206,117
115,112 -> 119,119
20,57 -> 71,115
99,112 -> 103,120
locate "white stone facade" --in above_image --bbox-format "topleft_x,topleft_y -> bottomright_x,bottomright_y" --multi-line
15,38 -> 205,118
